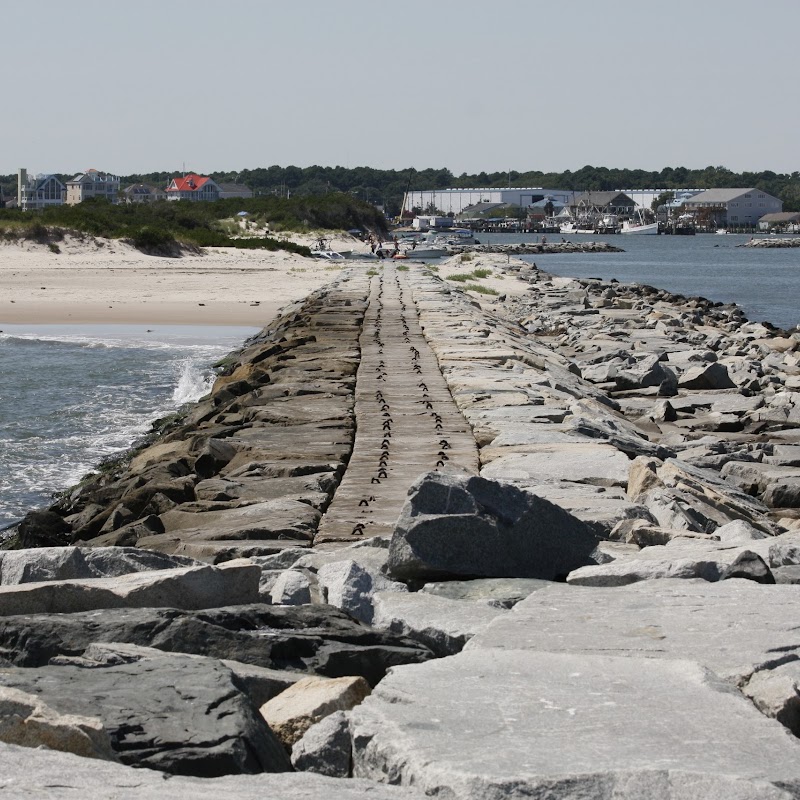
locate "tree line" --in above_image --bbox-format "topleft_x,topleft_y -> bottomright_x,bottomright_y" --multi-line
3,164 -> 800,214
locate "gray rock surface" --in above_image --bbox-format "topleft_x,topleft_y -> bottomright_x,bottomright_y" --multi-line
0,741 -> 425,798
0,560 -> 260,616
0,603 -> 433,685
420,577 -> 550,608
468,580 -> 800,683
386,470 -> 598,582
317,559 -> 407,624
270,568 -> 316,605
350,648 -> 800,797
371,591 -> 507,656
566,530 -> 800,587
0,646 -> 291,776
0,546 -> 198,584
291,709 -> 352,777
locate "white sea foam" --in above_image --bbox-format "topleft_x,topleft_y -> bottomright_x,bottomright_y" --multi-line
172,359 -> 215,405
0,325 -> 258,526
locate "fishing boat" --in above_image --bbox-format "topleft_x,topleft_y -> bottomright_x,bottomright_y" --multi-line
595,214 -> 620,234
620,210 -> 658,235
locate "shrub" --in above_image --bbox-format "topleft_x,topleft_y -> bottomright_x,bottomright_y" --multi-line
472,268 -> 491,278
446,273 -> 471,282
465,283 -> 499,295
130,226 -> 179,255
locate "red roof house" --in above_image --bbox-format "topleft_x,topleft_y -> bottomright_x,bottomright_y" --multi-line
165,173 -> 220,202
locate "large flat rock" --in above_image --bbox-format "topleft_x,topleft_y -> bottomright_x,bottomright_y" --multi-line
351,648 -> 800,798
0,741 -> 425,798
467,580 -> 800,682
0,561 -> 260,616
480,443 -> 631,487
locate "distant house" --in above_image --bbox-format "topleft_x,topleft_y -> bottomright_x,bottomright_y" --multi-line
17,168 -> 65,211
123,184 -> 166,204
165,173 -> 220,202
682,188 -> 782,228
217,182 -> 253,200
757,211 -> 800,232
66,169 -> 121,205
567,191 -> 636,217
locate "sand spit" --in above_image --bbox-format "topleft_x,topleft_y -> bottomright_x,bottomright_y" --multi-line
0,233 -> 368,326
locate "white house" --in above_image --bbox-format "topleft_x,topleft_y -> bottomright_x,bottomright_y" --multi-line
17,168 -> 65,211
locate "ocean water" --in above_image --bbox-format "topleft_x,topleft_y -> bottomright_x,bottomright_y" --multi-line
479,232 -> 800,331
0,325 -> 259,528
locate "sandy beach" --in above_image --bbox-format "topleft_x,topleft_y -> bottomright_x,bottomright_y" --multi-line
0,233 -> 371,327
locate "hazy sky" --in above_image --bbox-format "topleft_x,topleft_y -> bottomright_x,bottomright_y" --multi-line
6,0 -> 798,177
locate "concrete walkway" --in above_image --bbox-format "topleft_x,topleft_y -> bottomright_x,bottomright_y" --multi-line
315,265 -> 477,544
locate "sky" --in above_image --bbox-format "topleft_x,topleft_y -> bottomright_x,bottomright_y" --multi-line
5,0 -> 799,177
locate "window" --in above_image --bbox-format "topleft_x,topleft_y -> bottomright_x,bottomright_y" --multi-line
745,193 -> 752,198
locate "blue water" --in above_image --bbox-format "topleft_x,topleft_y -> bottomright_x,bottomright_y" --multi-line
480,232 -> 800,331
0,325 -> 258,528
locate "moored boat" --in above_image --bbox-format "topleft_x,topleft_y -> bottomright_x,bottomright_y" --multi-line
620,209 -> 658,235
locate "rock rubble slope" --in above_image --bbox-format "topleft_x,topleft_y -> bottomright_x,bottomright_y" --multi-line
3,255 -> 800,796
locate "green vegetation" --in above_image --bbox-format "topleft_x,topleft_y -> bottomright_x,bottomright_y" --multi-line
0,193 -> 387,256
447,268 -> 491,282
395,264 -> 409,271
459,252 -> 474,263
464,283 -> 499,295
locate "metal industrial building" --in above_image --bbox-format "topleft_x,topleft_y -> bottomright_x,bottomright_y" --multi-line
403,187 -> 703,215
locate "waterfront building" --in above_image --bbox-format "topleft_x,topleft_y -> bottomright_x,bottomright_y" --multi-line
404,187 -> 705,216
17,168 -> 65,211
122,184 -> 167,203
682,188 -> 782,227
165,173 -> 220,202
403,187 -> 575,216
66,169 -> 121,205
757,211 -> 800,232
567,191 -> 636,217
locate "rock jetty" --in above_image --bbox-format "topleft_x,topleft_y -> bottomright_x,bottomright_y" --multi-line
455,240 -> 623,255
740,237 -> 800,248
4,256 -> 800,797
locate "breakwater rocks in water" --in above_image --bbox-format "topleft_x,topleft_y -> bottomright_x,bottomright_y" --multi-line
5,258 -> 800,796
739,237 -> 800,248
454,240 -> 623,255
